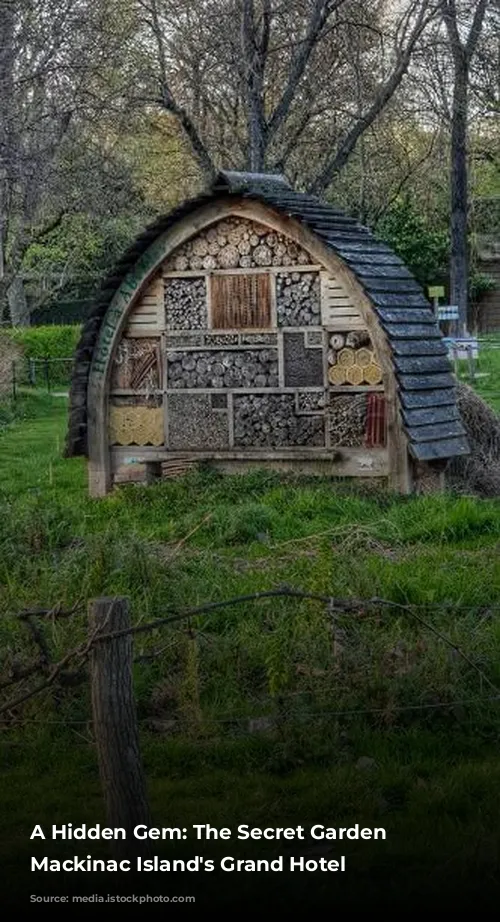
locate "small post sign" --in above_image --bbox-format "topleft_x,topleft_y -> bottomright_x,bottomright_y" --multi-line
428,285 -> 445,301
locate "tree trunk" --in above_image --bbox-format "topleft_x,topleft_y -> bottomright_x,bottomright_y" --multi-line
89,597 -> 152,861
242,0 -> 267,171
0,1 -> 15,312
449,56 -> 470,333
8,276 -> 30,326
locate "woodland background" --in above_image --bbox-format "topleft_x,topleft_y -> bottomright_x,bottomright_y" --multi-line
0,0 -> 498,330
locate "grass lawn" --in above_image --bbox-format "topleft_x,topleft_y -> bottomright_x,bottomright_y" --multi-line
457,335 -> 500,411
1,391 -> 500,907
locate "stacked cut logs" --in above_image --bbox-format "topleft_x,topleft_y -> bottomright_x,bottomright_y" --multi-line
276,272 -> 321,326
165,277 -> 207,329
167,349 -> 279,389
329,395 -> 367,447
234,394 -> 324,447
327,332 -> 383,386
164,217 -> 313,272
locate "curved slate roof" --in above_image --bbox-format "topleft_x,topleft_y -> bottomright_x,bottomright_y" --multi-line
66,170 -> 469,463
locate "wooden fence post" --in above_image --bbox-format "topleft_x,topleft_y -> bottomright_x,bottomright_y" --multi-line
89,597 -> 152,859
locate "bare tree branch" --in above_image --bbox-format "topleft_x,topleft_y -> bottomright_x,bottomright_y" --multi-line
267,0 -> 348,144
146,0 -> 215,181
310,1 -> 440,193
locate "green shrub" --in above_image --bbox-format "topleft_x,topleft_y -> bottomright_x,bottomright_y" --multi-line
6,325 -> 81,386
375,197 -> 449,288
6,324 -> 81,361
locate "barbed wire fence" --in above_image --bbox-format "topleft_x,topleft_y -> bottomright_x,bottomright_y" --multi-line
2,590 -> 500,721
3,590 -> 500,852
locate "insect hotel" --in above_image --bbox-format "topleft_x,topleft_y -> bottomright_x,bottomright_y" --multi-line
66,171 -> 469,496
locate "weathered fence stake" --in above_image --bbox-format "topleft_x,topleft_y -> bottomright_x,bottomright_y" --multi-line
89,597 -> 152,860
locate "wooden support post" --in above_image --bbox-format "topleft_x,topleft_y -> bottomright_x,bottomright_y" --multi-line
467,344 -> 475,383
89,597 -> 151,859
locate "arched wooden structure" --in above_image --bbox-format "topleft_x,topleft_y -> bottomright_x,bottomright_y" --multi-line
66,171 -> 469,496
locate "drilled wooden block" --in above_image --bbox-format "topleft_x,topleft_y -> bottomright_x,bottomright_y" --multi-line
283,333 -> 324,387
166,331 -> 204,347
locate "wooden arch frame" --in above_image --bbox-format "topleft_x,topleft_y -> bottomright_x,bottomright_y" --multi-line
87,198 -> 410,496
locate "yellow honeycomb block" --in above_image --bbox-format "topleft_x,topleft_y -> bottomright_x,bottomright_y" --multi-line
109,406 -> 164,446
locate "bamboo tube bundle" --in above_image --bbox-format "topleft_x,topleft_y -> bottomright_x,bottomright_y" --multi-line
363,362 -> 383,385
346,364 -> 364,386
328,364 -> 347,385
355,347 -> 373,368
337,347 -> 356,367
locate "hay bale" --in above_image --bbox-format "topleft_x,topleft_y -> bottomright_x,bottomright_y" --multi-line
0,332 -> 22,400
446,383 -> 500,497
